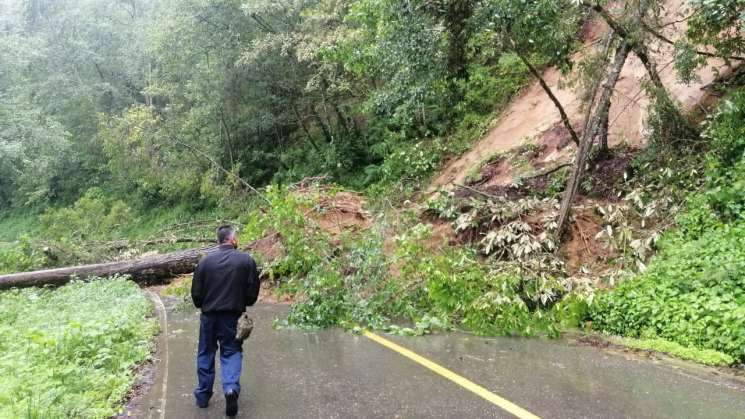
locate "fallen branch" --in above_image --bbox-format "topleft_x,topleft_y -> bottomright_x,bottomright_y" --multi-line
454,183 -> 502,200
169,136 -> 271,204
514,47 -> 581,146
161,219 -> 244,231
639,20 -> 745,62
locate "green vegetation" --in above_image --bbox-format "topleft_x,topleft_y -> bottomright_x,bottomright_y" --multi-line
0,0 -> 743,389
239,185 -> 568,336
0,0 -> 544,209
0,236 -> 47,275
0,210 -> 40,242
591,224 -> 745,361
0,191 -> 228,273
609,336 -> 735,367
589,89 -> 745,364
0,277 -> 158,417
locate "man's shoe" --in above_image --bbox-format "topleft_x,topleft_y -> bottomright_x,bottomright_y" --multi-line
196,400 -> 209,408
225,389 -> 238,417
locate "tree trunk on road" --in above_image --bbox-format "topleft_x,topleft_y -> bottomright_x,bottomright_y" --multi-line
0,246 -> 219,290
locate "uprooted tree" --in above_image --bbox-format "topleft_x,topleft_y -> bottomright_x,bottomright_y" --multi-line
0,246 -> 218,290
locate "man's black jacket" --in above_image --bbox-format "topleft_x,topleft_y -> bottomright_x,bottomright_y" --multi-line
191,244 -> 261,313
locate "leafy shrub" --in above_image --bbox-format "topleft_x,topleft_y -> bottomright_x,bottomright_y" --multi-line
590,88 -> 745,364
0,277 -> 158,417
0,236 -> 48,274
375,139 -> 450,187
591,222 -> 745,362
699,89 -> 745,224
285,233 -> 404,329
424,190 -> 460,220
392,224 -> 564,336
705,90 -> 745,170
241,184 -> 330,283
41,188 -> 134,243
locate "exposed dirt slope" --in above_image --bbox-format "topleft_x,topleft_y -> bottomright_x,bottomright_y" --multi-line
246,187 -> 371,268
431,0 -> 726,190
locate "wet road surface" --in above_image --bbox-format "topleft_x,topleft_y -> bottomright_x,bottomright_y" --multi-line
128,301 -> 745,419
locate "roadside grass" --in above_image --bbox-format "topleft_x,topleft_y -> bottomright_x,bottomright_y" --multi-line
0,277 -> 158,418
610,336 -> 735,367
162,275 -> 195,311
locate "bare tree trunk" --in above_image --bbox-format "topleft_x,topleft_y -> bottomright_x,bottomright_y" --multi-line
333,103 -> 352,137
583,1 -> 697,142
310,107 -> 334,143
556,41 -> 632,238
0,246 -> 219,290
597,105 -> 610,155
291,102 -> 322,153
220,109 -> 235,167
515,50 -> 581,146
581,31 -> 615,157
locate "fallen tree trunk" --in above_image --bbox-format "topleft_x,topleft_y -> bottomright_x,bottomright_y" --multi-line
0,245 -> 219,290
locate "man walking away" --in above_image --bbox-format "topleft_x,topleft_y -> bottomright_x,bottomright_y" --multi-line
191,225 -> 261,417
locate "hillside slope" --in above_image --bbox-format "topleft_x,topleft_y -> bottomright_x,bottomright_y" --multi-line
431,0 -> 727,190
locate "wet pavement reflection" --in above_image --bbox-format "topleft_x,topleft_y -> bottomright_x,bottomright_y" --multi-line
129,302 -> 745,419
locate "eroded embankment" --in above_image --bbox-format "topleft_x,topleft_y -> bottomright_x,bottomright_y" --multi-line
430,0 -> 728,190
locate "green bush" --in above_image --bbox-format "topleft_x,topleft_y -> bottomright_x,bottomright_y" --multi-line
591,224 -> 745,362
241,184 -> 330,283
705,89 -> 745,172
590,88 -> 745,364
41,188 -> 134,242
0,277 -> 158,418
0,236 -> 48,274
285,236 -> 404,329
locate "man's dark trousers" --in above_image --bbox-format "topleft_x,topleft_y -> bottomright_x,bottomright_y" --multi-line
194,312 -> 243,405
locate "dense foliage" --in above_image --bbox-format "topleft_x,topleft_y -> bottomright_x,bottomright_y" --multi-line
234,185 -> 567,336
590,89 -> 745,362
0,0 -> 541,209
1,0 -> 744,372
0,277 -> 158,417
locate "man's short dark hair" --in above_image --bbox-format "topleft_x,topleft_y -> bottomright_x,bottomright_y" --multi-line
217,225 -> 235,244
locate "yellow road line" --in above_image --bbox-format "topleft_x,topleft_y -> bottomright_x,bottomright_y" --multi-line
363,331 -> 541,419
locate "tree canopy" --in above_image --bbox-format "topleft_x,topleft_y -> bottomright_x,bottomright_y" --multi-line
0,0 -> 742,210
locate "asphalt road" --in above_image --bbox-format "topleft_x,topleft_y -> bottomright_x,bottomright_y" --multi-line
126,301 -> 745,419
